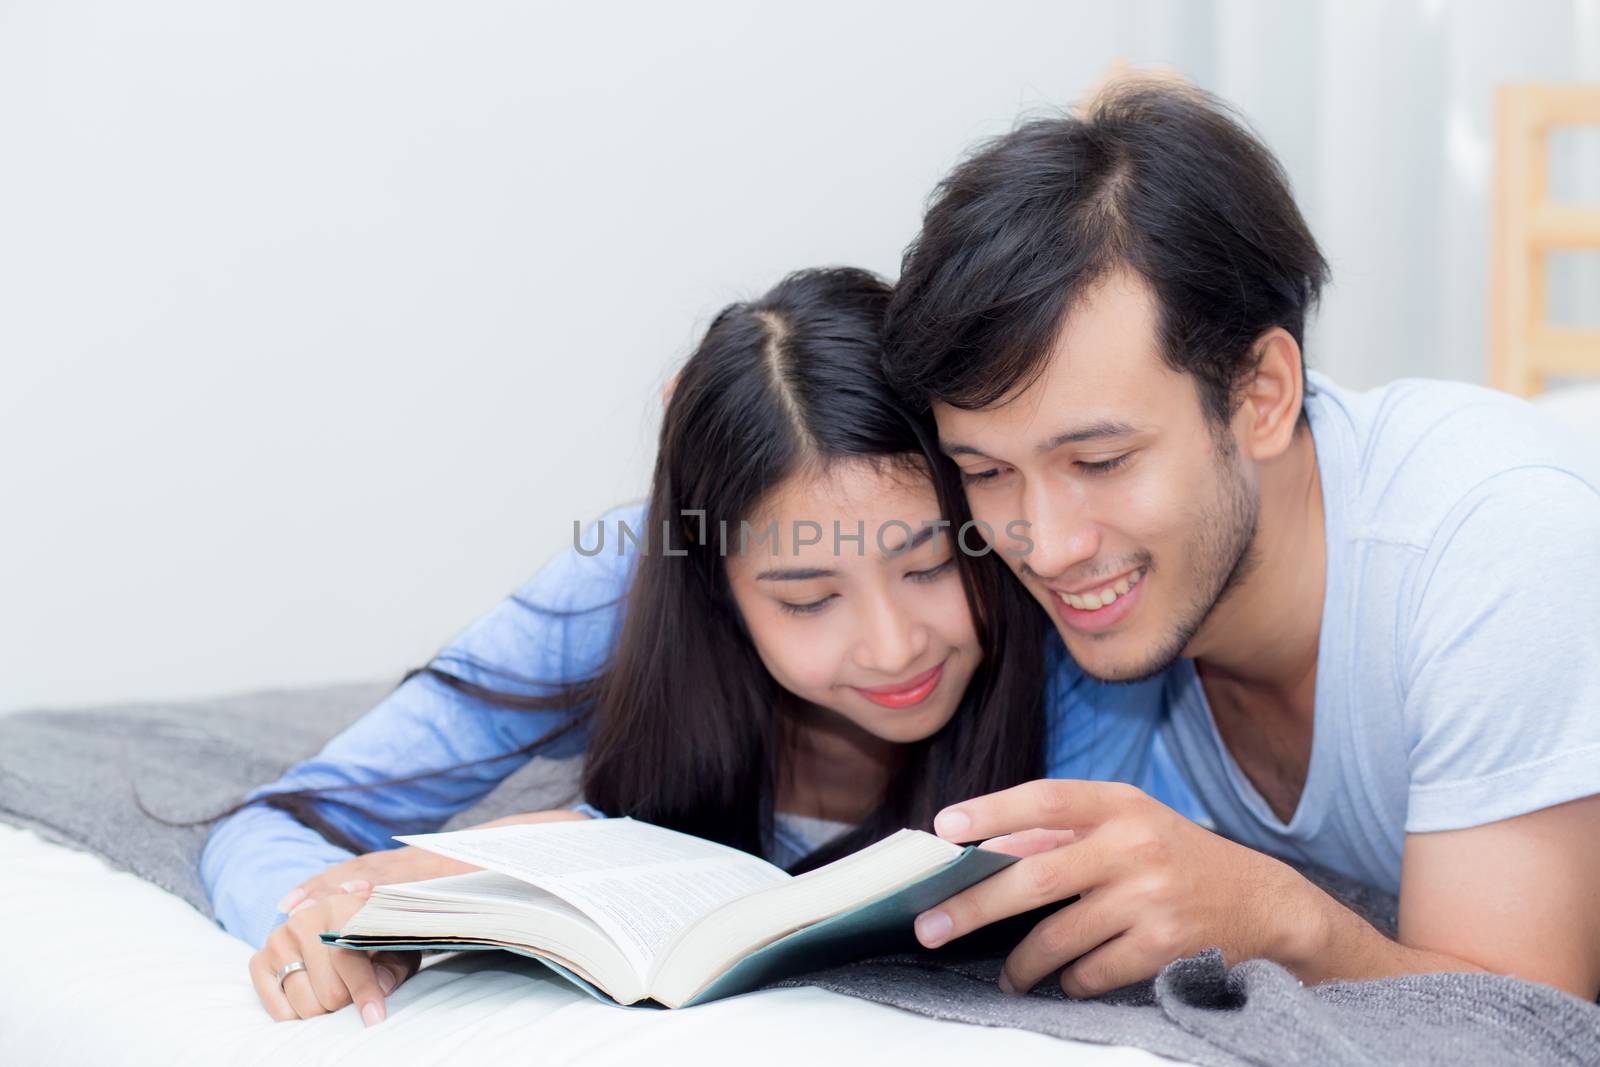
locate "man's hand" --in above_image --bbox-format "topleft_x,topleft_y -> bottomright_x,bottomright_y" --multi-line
913,779 -> 1310,997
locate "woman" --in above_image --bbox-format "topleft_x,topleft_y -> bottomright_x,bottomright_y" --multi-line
201,267 -> 1198,1025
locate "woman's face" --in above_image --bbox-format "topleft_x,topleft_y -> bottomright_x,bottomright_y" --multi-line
724,458 -> 983,744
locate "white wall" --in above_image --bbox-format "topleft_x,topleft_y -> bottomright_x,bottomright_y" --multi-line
2,1 -> 1595,711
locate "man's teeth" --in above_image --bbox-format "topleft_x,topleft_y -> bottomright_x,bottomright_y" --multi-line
1060,568 -> 1144,611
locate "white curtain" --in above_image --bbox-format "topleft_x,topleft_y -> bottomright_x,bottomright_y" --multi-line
2,0 -> 1593,709
1111,0 -> 1600,389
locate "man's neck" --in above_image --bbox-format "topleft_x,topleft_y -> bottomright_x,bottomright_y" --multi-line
1188,421 -> 1327,701
1182,421 -> 1327,823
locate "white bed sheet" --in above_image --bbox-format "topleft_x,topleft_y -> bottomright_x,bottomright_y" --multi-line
0,824 -> 1179,1067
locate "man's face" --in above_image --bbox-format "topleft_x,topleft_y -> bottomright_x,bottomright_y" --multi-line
934,268 -> 1260,683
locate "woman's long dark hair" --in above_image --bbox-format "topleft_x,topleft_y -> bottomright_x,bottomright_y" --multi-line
188,267 -> 1049,872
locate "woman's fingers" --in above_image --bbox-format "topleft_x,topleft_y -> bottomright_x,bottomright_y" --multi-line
278,854 -> 394,912
277,876 -> 337,913
248,949 -> 298,1022
286,907 -> 355,1014
332,946 -> 390,1026
336,949 -> 422,1026
282,879 -> 372,925
278,874 -> 366,913
281,968 -> 325,1019
253,882 -> 395,1022
372,950 -> 422,993
268,892 -> 375,1020
262,932 -> 329,1019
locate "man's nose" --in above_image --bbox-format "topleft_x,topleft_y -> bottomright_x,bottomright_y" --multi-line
1019,481 -> 1099,579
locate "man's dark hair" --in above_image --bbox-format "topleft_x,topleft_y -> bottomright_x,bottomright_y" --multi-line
883,79 -> 1331,429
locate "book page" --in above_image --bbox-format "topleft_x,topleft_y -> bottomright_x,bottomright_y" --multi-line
397,819 -> 790,977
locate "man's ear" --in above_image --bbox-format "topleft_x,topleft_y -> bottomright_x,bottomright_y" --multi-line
1235,327 -> 1305,462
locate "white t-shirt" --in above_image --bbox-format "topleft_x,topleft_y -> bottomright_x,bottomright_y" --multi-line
1056,370 -> 1600,896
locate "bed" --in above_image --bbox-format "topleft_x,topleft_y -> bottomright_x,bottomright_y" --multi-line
0,822 -> 1175,1066
5,386 -> 1595,1067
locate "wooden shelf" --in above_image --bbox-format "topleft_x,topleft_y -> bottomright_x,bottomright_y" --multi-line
1490,84 -> 1600,397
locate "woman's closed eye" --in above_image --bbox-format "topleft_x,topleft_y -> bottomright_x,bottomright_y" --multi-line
779,594 -> 836,616
906,558 -> 956,583
960,466 -> 1006,485
777,559 -> 952,613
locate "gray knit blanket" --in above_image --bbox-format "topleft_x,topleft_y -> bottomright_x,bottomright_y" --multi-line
777,947 -> 1600,1067
2,682 -> 1596,1066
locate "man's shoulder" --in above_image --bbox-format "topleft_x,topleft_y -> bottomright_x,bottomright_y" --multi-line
1307,373 -> 1597,549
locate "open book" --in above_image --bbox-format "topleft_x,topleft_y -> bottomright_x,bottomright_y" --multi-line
320,817 -> 1015,1008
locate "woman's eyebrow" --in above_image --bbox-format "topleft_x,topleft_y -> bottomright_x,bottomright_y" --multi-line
879,524 -> 936,558
755,566 -> 836,581
941,441 -> 984,457
753,524 -> 936,578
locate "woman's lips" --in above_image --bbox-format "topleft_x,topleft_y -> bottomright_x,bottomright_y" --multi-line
854,660 -> 947,708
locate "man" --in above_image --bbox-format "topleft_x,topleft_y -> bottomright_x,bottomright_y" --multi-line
886,79 -> 1600,1000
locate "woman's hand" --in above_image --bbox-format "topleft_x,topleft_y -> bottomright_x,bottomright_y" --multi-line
249,887 -> 421,1025
275,809 -> 593,913
275,845 -> 474,913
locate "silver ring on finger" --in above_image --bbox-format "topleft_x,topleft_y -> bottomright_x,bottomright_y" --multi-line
275,960 -> 308,990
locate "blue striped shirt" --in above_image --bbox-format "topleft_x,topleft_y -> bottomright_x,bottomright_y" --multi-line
200,501 -> 1203,949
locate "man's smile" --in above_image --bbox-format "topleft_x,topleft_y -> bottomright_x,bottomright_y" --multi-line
1046,566 -> 1146,634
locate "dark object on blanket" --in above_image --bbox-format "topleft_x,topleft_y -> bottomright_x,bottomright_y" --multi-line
0,681 -> 585,916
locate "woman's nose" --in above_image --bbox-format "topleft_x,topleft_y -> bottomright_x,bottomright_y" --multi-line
855,595 -> 928,678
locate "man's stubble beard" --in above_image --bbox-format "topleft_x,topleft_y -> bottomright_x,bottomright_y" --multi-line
1077,433 -> 1261,686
